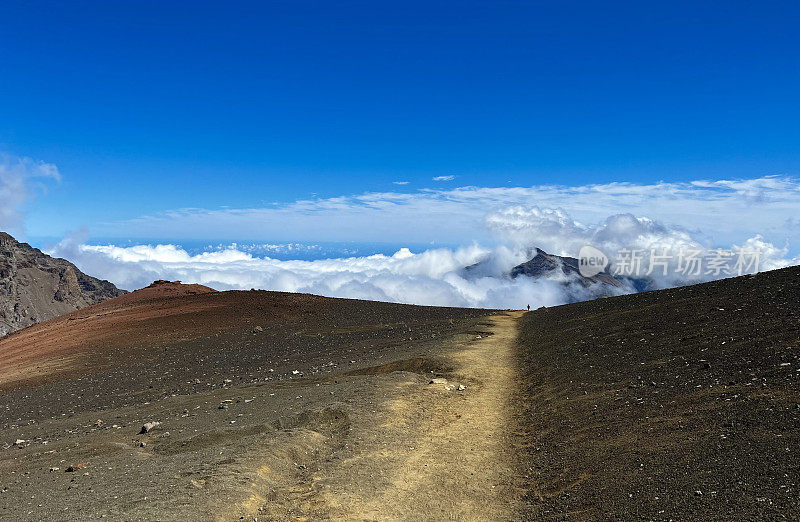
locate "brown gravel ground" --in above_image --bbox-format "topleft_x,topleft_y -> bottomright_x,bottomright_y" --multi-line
2,265 -> 799,520
517,265 -> 800,520
0,285 -> 522,520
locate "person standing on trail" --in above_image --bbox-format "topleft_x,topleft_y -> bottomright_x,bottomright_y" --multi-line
527,304 -> 530,311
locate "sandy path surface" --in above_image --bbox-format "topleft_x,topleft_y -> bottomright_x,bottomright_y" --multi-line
257,311 -> 527,521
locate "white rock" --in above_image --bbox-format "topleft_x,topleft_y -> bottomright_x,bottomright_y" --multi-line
139,421 -> 161,434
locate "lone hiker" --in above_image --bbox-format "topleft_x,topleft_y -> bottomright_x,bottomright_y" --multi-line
527,304 -> 530,311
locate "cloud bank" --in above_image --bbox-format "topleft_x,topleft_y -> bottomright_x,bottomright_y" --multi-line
50,205 -> 799,310
52,236 -> 591,309
6,161 -> 790,310
96,176 -> 800,255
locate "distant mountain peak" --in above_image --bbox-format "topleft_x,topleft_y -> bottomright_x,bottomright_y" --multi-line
510,248 -> 625,288
0,232 -> 126,336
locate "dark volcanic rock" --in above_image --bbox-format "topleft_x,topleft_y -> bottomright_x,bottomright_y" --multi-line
510,247 -> 625,288
0,232 -> 126,336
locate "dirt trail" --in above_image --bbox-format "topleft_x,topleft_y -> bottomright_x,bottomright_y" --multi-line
279,311 -> 527,521
0,307 -> 523,521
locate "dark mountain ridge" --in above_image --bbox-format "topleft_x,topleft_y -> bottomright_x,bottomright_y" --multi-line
509,247 -> 625,288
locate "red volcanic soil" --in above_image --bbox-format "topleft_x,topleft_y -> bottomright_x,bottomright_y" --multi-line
0,280 -> 331,389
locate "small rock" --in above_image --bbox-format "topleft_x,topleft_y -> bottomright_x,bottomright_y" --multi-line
49,467 -> 59,472
253,326 -> 263,333
429,378 -> 448,385
292,370 -> 300,375
66,462 -> 90,472
14,439 -> 25,446
139,421 -> 161,434
139,442 -> 147,448
219,404 -> 229,410
457,384 -> 466,391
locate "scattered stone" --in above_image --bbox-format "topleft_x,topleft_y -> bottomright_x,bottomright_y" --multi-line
253,326 -> 263,333
49,467 -> 59,472
139,442 -> 147,447
66,462 -> 90,472
14,439 -> 25,446
429,378 -> 448,385
139,421 -> 160,434
292,370 -> 300,375
457,384 -> 466,391
219,404 -> 229,409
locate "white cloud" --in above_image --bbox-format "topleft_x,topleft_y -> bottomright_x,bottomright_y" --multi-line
486,207 -> 796,289
0,154 -> 60,234
393,181 -> 410,185
21,168 -> 798,310
50,205 -> 799,310
93,176 -> 800,257
432,175 -> 456,181
51,235 -> 588,309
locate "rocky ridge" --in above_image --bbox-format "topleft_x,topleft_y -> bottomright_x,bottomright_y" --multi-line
0,232 -> 125,336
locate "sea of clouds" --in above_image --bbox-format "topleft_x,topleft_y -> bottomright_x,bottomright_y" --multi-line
48,207 -> 798,310
4,153 -> 799,309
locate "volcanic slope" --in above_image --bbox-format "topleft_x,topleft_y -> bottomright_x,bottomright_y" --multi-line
2,266 -> 800,520
517,265 -> 800,520
0,281 -> 530,520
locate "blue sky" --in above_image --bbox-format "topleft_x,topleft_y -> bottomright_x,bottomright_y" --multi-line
2,1 -> 800,246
